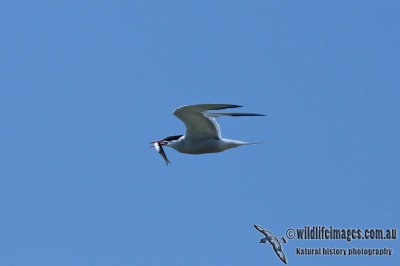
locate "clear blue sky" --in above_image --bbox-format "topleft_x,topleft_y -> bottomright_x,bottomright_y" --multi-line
1,1 -> 399,265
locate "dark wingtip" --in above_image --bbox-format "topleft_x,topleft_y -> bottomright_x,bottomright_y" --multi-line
213,104 -> 242,110
245,113 -> 266,116
225,113 -> 266,117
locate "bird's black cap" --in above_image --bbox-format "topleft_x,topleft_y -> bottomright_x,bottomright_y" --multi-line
162,135 -> 183,141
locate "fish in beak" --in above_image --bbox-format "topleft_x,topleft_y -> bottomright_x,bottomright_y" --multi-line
150,140 -> 171,166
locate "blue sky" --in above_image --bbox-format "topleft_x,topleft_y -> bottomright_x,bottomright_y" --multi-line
1,0 -> 399,265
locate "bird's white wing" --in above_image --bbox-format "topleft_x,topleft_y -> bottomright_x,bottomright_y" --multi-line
173,104 -> 241,140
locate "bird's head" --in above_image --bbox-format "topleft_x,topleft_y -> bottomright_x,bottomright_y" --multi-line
150,140 -> 168,148
259,238 -> 267,244
151,135 -> 183,147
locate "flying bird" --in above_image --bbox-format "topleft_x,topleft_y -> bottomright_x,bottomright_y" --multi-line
151,104 -> 266,163
254,224 -> 288,264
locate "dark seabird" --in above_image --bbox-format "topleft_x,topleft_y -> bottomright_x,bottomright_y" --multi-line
254,224 -> 288,264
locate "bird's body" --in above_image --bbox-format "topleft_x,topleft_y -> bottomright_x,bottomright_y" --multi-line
152,104 -> 266,164
167,136 -> 256,154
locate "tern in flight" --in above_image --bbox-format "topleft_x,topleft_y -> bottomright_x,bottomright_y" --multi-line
254,224 -> 288,264
151,104 -> 266,164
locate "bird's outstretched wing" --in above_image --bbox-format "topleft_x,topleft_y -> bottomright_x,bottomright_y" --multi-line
254,224 -> 275,238
173,104 -> 264,140
254,224 -> 266,234
273,247 -> 288,264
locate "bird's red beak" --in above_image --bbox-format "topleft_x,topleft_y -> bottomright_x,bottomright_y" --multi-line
150,140 -> 167,147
